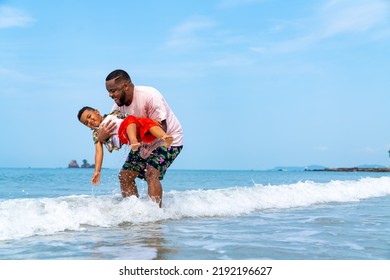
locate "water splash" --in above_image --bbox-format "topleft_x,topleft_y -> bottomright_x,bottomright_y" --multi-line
1,176 -> 390,241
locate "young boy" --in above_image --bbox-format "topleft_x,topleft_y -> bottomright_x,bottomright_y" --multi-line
77,106 -> 173,185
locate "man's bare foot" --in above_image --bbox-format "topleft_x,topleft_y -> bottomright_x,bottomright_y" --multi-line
161,135 -> 173,148
130,142 -> 141,151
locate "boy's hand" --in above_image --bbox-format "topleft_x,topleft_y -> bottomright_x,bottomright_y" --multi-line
91,171 -> 101,185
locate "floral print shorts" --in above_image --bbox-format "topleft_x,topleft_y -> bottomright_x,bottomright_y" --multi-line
122,146 -> 183,180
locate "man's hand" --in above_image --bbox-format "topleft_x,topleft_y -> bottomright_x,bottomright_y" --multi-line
97,119 -> 117,142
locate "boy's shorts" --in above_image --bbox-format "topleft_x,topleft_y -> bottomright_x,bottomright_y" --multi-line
122,146 -> 183,180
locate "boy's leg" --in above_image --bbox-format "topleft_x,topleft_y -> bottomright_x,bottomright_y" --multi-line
126,123 -> 141,151
149,126 -> 173,148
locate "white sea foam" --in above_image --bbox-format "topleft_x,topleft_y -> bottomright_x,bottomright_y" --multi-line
1,176 -> 390,241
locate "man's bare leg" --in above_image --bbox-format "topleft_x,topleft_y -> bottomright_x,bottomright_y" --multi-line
118,169 -> 140,198
145,165 -> 162,207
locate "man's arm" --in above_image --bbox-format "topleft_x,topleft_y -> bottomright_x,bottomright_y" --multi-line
160,119 -> 167,132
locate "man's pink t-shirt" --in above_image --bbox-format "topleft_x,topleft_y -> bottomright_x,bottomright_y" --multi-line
111,86 -> 183,147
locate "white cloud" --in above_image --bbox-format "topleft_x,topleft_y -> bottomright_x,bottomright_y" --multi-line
217,0 -> 266,9
314,145 -> 330,152
0,6 -> 34,28
173,17 -> 216,34
164,16 -> 216,50
320,0 -> 389,38
251,0 -> 390,54
210,54 -> 254,67
251,34 -> 318,54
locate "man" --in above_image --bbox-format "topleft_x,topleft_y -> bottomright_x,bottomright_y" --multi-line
97,69 -> 183,207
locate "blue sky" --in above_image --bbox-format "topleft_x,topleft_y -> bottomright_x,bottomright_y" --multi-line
1,0 -> 390,170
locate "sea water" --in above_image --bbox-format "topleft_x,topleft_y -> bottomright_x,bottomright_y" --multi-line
0,168 -> 390,260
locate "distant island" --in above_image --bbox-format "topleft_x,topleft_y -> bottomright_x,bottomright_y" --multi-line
68,159 -> 95,169
307,167 -> 390,172
270,165 -> 390,172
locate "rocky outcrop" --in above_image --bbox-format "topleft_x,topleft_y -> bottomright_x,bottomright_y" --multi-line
68,160 -> 79,168
80,159 -> 90,168
68,159 -> 95,168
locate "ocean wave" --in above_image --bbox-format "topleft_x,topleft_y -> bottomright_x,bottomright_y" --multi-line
1,176 -> 390,241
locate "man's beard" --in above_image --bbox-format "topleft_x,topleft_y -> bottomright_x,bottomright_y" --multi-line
116,90 -> 127,106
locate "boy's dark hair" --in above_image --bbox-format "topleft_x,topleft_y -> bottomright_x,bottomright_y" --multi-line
77,106 -> 95,121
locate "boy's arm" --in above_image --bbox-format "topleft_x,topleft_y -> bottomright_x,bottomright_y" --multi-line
91,141 -> 104,185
